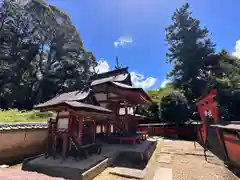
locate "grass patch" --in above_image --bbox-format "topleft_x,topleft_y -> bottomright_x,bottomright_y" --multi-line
0,109 -> 54,123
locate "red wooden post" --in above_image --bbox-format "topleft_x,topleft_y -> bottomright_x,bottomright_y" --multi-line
93,122 -> 96,142
53,133 -> 57,159
78,117 -> 83,145
62,132 -> 67,159
68,115 -> 72,134
108,122 -> 111,135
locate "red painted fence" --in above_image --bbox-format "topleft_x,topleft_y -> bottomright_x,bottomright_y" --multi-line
137,124 -> 193,138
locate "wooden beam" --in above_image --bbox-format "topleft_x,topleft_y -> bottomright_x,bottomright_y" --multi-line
98,99 -> 124,103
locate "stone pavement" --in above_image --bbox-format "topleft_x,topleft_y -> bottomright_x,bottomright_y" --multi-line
154,139 -> 239,180
94,137 -> 239,180
5,138 -> 237,180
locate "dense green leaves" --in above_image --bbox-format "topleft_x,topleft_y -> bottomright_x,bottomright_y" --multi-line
217,88 -> 240,122
165,3 -> 216,103
165,3 -> 240,122
0,0 -> 97,109
161,91 -> 188,124
136,83 -> 177,121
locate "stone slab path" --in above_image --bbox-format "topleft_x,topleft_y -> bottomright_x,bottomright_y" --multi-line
154,139 -> 239,180
94,137 -> 239,180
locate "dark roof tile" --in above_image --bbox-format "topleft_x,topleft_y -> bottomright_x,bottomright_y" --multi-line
35,90 -> 90,108
91,74 -> 129,86
64,101 -> 112,113
91,68 -> 129,81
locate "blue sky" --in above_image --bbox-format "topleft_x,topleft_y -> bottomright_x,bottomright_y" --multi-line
48,0 -> 240,90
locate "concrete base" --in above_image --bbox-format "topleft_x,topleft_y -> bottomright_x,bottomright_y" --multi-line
22,139 -> 157,180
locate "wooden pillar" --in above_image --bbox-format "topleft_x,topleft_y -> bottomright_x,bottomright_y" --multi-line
125,121 -> 129,133
68,115 -> 72,135
62,133 -> 67,159
93,121 -> 96,142
124,101 -> 128,133
124,101 -> 128,115
78,117 -> 83,145
107,121 -> 111,136
53,134 -> 57,159
133,106 -> 136,116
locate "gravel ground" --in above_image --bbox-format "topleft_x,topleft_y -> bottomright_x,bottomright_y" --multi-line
1,138 -> 238,180
94,138 -> 239,180
158,139 -> 239,180
93,137 -> 162,180
0,165 -> 64,180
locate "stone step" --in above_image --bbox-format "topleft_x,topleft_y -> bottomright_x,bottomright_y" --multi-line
109,167 -> 146,179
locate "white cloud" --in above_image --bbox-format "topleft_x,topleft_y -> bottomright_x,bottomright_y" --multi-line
113,36 -> 133,48
232,40 -> 240,58
130,72 -> 157,90
95,59 -> 110,74
160,79 -> 171,88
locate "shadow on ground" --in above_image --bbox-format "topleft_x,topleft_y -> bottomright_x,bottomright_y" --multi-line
110,154 -> 148,170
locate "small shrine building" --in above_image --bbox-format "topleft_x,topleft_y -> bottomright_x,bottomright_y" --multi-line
35,68 -> 151,159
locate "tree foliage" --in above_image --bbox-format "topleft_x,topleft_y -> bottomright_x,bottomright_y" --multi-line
165,3 -> 216,103
136,83 -> 177,120
211,50 -> 240,88
166,3 -> 240,121
217,88 -> 240,122
0,0 -> 97,109
147,83 -> 175,103
161,91 -> 189,124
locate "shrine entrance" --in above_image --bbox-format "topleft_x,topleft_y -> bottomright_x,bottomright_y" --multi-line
36,101 -> 114,160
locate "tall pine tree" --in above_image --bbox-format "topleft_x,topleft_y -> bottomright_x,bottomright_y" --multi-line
165,3 -> 216,103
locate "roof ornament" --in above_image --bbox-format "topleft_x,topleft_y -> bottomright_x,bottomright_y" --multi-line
115,56 -> 123,70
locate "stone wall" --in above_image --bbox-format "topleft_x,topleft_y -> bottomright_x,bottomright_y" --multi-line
0,125 -> 48,164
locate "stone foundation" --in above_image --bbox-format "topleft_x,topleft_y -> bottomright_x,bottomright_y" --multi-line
22,139 -> 157,180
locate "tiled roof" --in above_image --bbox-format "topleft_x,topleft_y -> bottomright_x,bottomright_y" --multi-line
91,68 -> 129,81
35,90 -> 90,108
138,123 -> 175,126
36,100 -> 112,113
64,101 -> 112,113
112,82 -> 137,89
111,82 -> 152,102
0,122 -> 48,131
91,74 -> 129,86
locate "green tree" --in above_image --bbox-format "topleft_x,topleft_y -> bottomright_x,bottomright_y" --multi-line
148,83 -> 175,103
161,91 -> 188,124
165,3 -> 216,103
0,0 -> 97,109
136,83 -> 176,120
213,50 -> 240,88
